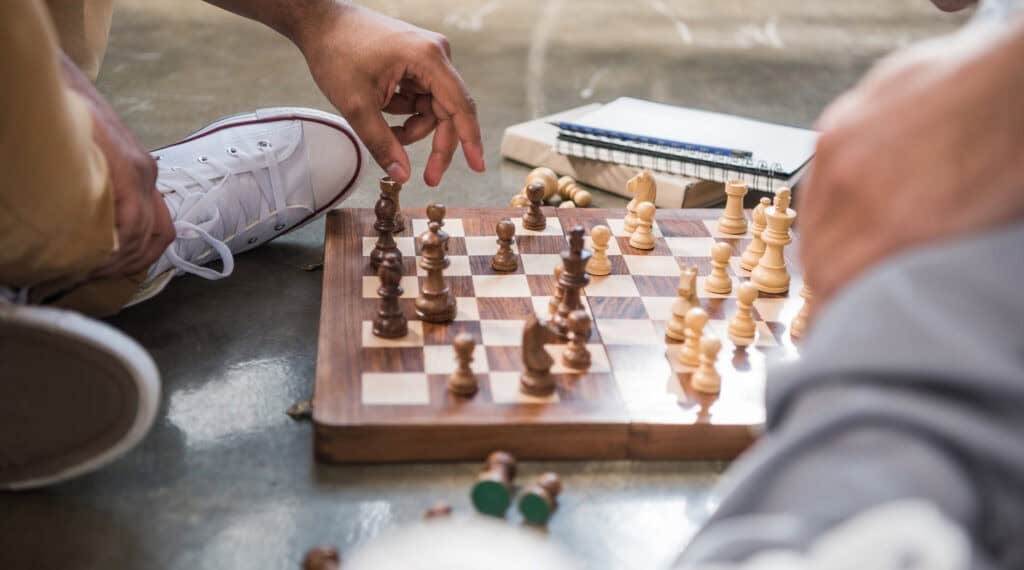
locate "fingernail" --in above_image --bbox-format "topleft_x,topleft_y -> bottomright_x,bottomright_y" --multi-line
386,162 -> 409,182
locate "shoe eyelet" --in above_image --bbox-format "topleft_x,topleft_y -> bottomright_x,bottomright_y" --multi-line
248,237 -> 258,244
257,140 -> 271,149
227,147 -> 239,156
197,155 -> 209,164
274,223 -> 286,231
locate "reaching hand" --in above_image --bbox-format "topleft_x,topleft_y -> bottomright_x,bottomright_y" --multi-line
59,55 -> 174,279
798,23 -> 1024,304
295,4 -> 485,186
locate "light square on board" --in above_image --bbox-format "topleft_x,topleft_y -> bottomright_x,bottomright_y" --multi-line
702,219 -> 751,239
423,343 -> 490,374
606,217 -> 663,238
595,318 -> 660,346
417,255 -> 472,277
464,236 -> 519,256
472,274 -> 532,298
362,275 -> 419,299
362,372 -> 430,405
361,320 -> 424,348
489,371 -> 559,404
665,236 -> 716,258
753,297 -> 788,322
622,255 -> 681,276
708,319 -> 779,348
730,257 -> 750,277
412,218 -> 465,237
362,236 -> 416,257
480,319 -> 526,346
454,297 -> 480,321
521,254 -> 563,276
641,296 -> 677,321
512,217 -> 563,236
585,275 -> 640,297
531,296 -> 552,317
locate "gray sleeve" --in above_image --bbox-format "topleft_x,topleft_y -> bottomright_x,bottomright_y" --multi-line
675,221 -> 1024,569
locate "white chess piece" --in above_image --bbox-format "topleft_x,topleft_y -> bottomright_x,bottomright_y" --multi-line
665,266 -> 698,341
677,307 -> 708,367
628,202 -> 656,250
791,284 -> 813,339
690,334 -> 722,394
623,170 -> 655,234
704,242 -> 732,295
740,197 -> 771,271
728,281 -> 758,346
717,179 -> 748,235
751,188 -> 796,294
586,225 -> 612,276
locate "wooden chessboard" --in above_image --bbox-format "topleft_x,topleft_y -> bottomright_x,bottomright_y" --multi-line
313,207 -> 802,463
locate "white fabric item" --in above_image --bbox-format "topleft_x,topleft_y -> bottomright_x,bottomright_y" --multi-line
136,107 -> 367,302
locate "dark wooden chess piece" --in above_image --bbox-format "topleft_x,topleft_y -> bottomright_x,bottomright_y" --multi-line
447,333 -> 478,397
426,202 -> 450,265
369,190 -> 400,271
491,218 -> 518,272
521,181 -> 547,231
415,220 -> 456,323
551,226 -> 591,338
380,176 -> 405,232
373,251 -> 408,338
302,546 -> 340,570
561,309 -> 591,370
518,472 -> 562,525
519,315 -> 556,396
471,451 -> 517,516
424,500 -> 453,520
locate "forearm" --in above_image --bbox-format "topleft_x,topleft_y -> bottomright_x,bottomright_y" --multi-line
201,0 -> 349,51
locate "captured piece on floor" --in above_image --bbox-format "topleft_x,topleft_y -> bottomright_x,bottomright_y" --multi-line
518,472 -> 562,525
471,451 -> 517,517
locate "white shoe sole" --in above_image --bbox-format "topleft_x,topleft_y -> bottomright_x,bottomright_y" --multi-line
0,304 -> 160,490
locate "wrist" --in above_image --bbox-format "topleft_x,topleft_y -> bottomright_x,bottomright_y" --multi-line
287,0 -> 354,57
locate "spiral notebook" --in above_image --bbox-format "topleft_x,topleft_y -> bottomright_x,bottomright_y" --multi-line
554,97 -> 818,193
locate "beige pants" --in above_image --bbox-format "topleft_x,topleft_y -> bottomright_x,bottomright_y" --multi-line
0,0 -> 141,316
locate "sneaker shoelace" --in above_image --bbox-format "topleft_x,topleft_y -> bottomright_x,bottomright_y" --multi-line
154,140 -> 289,280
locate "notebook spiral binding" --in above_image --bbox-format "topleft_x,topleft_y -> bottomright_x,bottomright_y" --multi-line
555,133 -> 787,193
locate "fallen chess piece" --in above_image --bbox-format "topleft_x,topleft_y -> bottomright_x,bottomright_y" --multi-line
302,546 -> 340,570
527,167 -> 560,201
492,218 -> 518,272
518,472 -> 562,525
557,176 -> 592,207
424,500 -> 453,520
690,334 -> 723,394
558,200 -> 576,209
471,451 -> 517,517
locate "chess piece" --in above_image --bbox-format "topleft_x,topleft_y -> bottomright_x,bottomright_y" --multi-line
628,202 -> 656,250
558,176 -> 592,207
510,193 -> 530,208
424,500 -> 453,520
448,333 -> 479,397
740,197 -> 771,271
791,284 -> 813,339
677,307 -> 708,367
665,266 -> 698,341
551,226 -> 591,338
527,166 -> 560,201
415,220 -> 457,323
561,310 -> 591,370
558,200 -> 576,209
471,451 -> 517,517
520,315 -> 556,396
373,251 -> 408,338
728,281 -> 759,346
380,176 -> 405,232
548,265 -> 564,317
492,218 -> 518,272
623,170 -> 656,234
522,181 -> 547,231
518,472 -> 562,525
751,188 -> 796,294
369,190 -> 400,271
717,179 -> 749,235
302,546 -> 340,570
690,334 -> 723,394
585,225 -> 612,276
704,242 -> 733,295
426,202 -> 451,264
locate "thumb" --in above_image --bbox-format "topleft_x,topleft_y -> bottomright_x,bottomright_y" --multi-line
344,103 -> 411,183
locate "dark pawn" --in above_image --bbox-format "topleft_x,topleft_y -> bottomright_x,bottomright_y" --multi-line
302,546 -> 340,570
561,309 -> 592,370
373,251 -> 408,338
380,176 -> 404,232
518,472 -> 562,525
491,218 -> 518,272
521,181 -> 547,231
370,192 -> 400,271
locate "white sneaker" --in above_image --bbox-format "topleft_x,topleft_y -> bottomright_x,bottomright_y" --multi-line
131,107 -> 369,305
0,302 -> 160,490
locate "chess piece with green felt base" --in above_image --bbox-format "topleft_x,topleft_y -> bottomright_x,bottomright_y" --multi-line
518,472 -> 562,525
470,451 -> 517,516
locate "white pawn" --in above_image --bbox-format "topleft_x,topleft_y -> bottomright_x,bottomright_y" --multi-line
628,202 -> 656,250
665,266 -> 698,341
691,334 -> 722,394
704,242 -> 732,295
740,197 -> 771,271
677,307 -> 708,367
791,284 -> 813,340
728,281 -> 758,347
586,225 -> 612,276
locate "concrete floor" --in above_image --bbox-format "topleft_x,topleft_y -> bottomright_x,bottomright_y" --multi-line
1,1 -> 966,569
